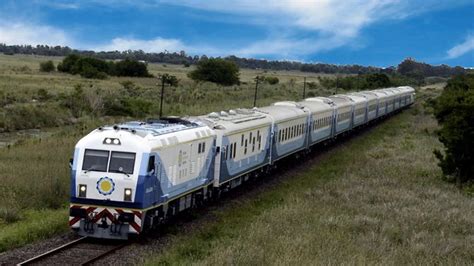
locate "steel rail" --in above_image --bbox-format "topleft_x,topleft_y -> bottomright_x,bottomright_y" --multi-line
17,236 -> 88,265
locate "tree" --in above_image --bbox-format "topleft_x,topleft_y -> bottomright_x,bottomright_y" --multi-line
188,58 -> 240,85
39,60 -> 55,72
57,54 -> 80,73
114,59 -> 151,77
433,74 -> 474,185
365,73 -> 390,89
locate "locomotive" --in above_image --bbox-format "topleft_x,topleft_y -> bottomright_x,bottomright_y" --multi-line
69,86 -> 415,239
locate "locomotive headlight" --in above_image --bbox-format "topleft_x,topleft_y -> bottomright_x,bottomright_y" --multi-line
103,138 -> 121,145
78,184 -> 87,197
124,188 -> 132,201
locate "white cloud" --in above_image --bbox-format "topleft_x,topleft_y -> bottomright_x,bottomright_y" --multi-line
447,34 -> 474,59
0,22 -> 72,46
95,37 -> 186,53
2,0 -> 472,60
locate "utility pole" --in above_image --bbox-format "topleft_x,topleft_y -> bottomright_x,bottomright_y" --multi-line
254,76 -> 260,107
159,77 -> 165,118
157,73 -> 178,118
302,77 -> 307,99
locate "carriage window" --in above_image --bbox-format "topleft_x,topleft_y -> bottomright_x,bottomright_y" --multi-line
233,143 -> 237,158
82,149 -> 109,172
109,151 -> 136,175
202,142 -> 206,153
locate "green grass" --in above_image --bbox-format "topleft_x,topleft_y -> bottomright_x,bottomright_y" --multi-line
0,54 -> 336,132
145,89 -> 473,265
0,209 -> 68,252
0,54 -> 337,252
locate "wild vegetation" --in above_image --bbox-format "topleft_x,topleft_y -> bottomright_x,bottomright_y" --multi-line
0,44 -> 467,77
57,54 -> 152,79
0,54 -> 471,256
433,74 -> 474,185
146,87 -> 473,265
188,58 -> 240,85
0,54 -> 344,251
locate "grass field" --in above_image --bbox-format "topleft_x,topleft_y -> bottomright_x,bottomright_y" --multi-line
0,54 -> 471,260
0,54 -> 336,252
0,54 -> 336,132
145,86 -> 473,265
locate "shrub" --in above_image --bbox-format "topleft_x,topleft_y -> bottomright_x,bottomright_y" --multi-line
433,74 -> 474,185
0,208 -> 21,224
57,55 -> 151,78
39,60 -> 55,72
265,76 -> 279,85
188,58 -> 240,85
114,59 -> 151,77
37,88 -> 51,101
57,54 -> 80,73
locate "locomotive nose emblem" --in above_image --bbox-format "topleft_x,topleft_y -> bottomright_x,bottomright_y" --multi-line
96,177 -> 115,195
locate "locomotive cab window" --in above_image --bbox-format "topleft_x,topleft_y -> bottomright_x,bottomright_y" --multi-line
109,151 -> 136,175
82,149 -> 109,172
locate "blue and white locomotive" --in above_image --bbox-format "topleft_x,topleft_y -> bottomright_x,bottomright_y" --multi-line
69,86 -> 415,239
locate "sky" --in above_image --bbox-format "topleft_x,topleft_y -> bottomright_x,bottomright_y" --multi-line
0,0 -> 473,67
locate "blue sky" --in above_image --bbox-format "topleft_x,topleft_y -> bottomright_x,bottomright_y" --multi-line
0,0 -> 473,67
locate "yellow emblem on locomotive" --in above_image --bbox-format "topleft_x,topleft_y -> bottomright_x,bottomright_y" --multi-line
96,177 -> 115,195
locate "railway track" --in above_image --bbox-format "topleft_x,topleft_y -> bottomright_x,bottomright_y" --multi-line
17,236 -> 128,265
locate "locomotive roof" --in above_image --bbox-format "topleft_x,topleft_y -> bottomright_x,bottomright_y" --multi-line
97,117 -> 208,138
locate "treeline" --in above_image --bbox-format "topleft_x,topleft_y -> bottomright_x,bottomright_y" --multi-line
398,58 -> 465,78
0,43 -> 467,77
317,73 -> 418,91
57,54 -> 151,79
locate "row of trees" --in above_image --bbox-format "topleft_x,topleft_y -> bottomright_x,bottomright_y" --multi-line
1,43 -> 466,77
56,55 -> 151,79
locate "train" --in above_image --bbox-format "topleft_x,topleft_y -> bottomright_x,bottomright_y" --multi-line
69,86 -> 415,239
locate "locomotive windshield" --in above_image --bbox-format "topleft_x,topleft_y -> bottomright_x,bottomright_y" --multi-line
109,151 -> 136,175
82,149 -> 108,172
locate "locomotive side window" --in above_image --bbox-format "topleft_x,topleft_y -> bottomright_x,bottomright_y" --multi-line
82,149 -> 109,172
147,155 -> 155,173
109,151 -> 136,175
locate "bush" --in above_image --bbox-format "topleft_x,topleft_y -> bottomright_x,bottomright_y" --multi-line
114,59 -> 151,77
57,54 -> 80,73
39,60 -> 55,72
188,58 -> 240,85
433,74 -> 474,185
0,208 -> 21,224
57,55 -> 151,78
265,76 -> 279,85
